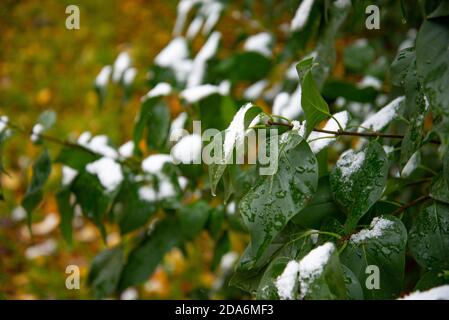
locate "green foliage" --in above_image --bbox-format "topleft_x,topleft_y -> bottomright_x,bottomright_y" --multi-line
4,0 -> 449,300
22,149 -> 52,229
330,141 -> 388,233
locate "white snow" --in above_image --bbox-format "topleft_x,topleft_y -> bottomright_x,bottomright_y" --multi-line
141,154 -> 173,175
0,116 -> 9,135
243,32 -> 272,58
187,31 -> 221,88
291,0 -> 315,32
155,37 -> 192,83
272,85 -> 303,120
123,67 -> 137,85
180,84 -> 225,103
350,217 -> 394,244
138,178 -> 177,202
227,201 -> 236,215
120,288 -> 139,300
11,206 -> 27,222
286,62 -> 299,80
62,166 -> 78,186
95,65 -> 112,88
186,16 -> 204,39
201,1 -> 223,35
138,186 -> 157,202
86,157 -> 123,192
223,103 -> 255,161
77,131 -> 92,145
337,148 -> 366,181
169,112 -> 188,139
112,52 -> 132,83
401,151 -> 419,178
79,134 -> 118,159
31,123 -> 44,142
220,251 -> 239,271
307,111 -> 350,154
359,96 -> 404,132
173,0 -> 199,36
358,75 -> 382,90
142,82 -> 172,101
25,239 -> 57,260
400,285 -> 449,300
171,134 -> 202,164
118,141 -> 134,159
243,79 -> 268,100
276,261 -> 300,300
298,242 -> 335,299
155,37 -> 189,68
291,120 -> 302,132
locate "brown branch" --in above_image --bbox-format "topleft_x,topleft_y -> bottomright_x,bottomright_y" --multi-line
392,195 -> 431,215
1,118 -> 141,170
266,120 -> 440,144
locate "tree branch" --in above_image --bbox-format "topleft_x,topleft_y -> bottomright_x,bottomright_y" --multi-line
392,195 -> 431,216
266,120 -> 440,144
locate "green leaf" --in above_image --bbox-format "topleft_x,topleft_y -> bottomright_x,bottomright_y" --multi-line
342,265 -> 364,300
340,215 -> 408,299
240,131 -> 318,260
400,89 -> 428,166
427,1 -> 449,18
211,231 -> 231,271
119,217 -> 183,290
301,70 -> 330,136
430,175 -> 449,204
70,171 -> 112,232
298,242 -> 347,300
22,149 -> 52,228
217,52 -> 272,83
409,202 -> 449,270
133,97 -> 170,153
55,147 -> 99,170
88,246 -> 125,299
444,148 -> 449,187
391,47 -> 415,87
343,41 -> 376,73
115,175 -> 156,234
414,270 -> 449,291
256,256 -> 292,300
322,79 -> 377,103
179,200 -> 210,239
416,18 -> 449,116
232,227 -> 314,296
330,141 -> 389,233
56,188 -> 75,246
291,176 -> 344,229
207,206 -> 225,239
207,104 -> 262,195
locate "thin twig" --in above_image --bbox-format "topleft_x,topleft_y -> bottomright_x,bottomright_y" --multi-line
266,120 -> 440,144
392,195 -> 431,215
1,118 -> 141,170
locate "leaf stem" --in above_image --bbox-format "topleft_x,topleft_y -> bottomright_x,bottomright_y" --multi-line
392,195 -> 431,216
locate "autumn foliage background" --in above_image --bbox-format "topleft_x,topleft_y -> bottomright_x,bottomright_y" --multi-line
0,0 -> 438,299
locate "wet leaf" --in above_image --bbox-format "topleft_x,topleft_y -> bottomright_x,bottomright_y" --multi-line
240,131 -> 318,261
409,202 -> 449,270
330,141 -> 388,233
340,215 -> 407,299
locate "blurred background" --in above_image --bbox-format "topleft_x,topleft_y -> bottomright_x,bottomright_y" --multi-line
0,0 -> 417,299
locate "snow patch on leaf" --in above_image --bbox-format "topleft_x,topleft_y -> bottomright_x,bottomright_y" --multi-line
275,260 -> 300,300
350,217 -> 394,244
